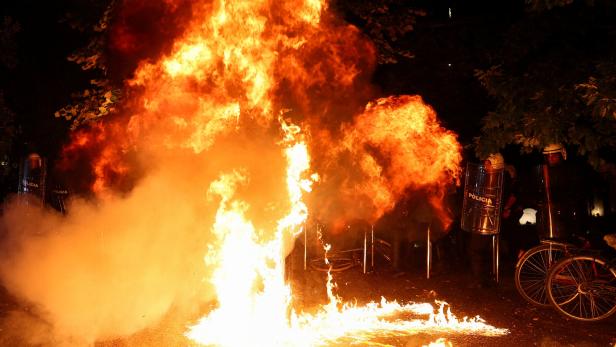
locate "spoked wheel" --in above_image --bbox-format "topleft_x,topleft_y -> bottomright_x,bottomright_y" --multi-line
547,255 -> 616,321
309,251 -> 359,272
515,243 -> 567,307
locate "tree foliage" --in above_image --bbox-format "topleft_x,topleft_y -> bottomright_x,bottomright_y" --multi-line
576,62 -> 616,120
55,0 -> 121,129
332,0 -> 425,64
475,1 -> 616,167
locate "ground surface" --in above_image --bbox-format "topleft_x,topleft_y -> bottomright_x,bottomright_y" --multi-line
0,250 -> 614,346
291,265 -> 615,347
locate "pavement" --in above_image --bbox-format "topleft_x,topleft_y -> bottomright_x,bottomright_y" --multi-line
288,258 -> 616,347
0,250 -> 614,346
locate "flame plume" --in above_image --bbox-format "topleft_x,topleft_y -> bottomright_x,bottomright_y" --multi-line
0,0 -> 506,345
312,95 -> 462,228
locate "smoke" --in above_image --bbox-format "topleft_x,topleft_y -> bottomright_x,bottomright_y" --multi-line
0,0 -> 461,344
0,125 -> 294,344
0,170 -> 210,343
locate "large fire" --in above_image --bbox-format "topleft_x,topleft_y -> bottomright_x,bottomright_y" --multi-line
0,0 -> 509,345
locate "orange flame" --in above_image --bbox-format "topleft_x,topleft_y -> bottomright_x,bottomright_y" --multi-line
49,0 -> 502,344
309,95 -> 461,230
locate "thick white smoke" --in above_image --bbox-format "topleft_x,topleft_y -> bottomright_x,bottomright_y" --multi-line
0,131 -> 291,344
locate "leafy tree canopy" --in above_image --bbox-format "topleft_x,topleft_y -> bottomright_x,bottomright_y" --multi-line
475,0 -> 616,167
55,0 -> 120,129
332,0 -> 425,64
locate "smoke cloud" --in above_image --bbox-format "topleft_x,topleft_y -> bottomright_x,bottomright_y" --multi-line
0,0 -> 461,344
0,169 -> 211,343
0,126 -> 294,344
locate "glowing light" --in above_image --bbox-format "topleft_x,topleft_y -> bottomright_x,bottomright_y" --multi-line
425,337 -> 453,347
591,200 -> 604,217
519,208 -> 537,225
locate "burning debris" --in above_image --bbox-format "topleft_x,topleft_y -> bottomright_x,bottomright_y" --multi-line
0,0 -> 507,345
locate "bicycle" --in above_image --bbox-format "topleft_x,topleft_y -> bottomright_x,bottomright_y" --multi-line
309,247 -> 363,272
546,251 -> 616,321
514,239 -> 574,307
306,222 -> 393,273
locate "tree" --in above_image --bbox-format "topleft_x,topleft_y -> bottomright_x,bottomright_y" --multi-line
55,0 -> 120,129
475,1 -> 616,167
55,0 -> 195,129
332,0 -> 425,64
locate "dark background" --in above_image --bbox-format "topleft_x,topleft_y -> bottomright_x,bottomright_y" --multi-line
0,0 -> 614,208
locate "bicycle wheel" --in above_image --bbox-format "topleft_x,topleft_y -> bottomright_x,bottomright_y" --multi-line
547,255 -> 616,321
515,243 -> 567,307
309,253 -> 358,272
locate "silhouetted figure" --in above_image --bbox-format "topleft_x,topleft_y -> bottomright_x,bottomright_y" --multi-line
46,168 -> 70,214
500,164 -> 526,264
463,153 -> 504,288
539,144 -> 589,241
18,152 -> 46,207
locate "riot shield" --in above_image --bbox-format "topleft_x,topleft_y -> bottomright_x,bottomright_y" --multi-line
461,162 -> 504,235
17,153 -> 47,206
49,184 -> 69,214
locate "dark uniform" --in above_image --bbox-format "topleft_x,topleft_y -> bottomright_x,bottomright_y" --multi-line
539,157 -> 589,241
